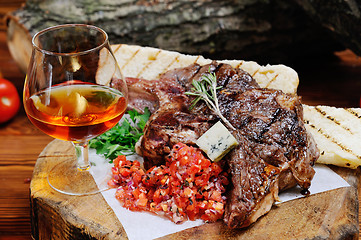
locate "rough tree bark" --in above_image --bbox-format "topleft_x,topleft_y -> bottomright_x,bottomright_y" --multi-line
6,0 -> 350,72
295,0 -> 361,57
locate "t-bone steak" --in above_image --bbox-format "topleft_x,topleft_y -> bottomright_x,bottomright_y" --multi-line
113,61 -> 319,228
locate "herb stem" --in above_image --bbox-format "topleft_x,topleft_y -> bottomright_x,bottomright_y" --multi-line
186,70 -> 236,131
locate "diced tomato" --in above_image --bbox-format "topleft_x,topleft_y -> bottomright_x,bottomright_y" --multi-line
113,155 -> 126,167
109,142 -> 229,224
132,187 -> 141,199
132,170 -> 143,185
153,188 -> 164,203
189,164 -> 201,174
201,191 -> 209,199
111,167 -> 118,175
180,156 -> 189,165
169,161 -> 178,176
138,193 -> 148,207
146,188 -> 155,199
211,163 -> 223,176
199,158 -> 211,169
186,208 -> 197,221
183,187 -> 193,197
133,160 -> 141,167
177,144 -> 189,157
209,190 -> 222,202
107,179 -> 118,188
194,174 -> 209,187
118,167 -> 132,177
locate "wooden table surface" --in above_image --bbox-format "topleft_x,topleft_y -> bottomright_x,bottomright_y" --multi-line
1,12 -> 361,240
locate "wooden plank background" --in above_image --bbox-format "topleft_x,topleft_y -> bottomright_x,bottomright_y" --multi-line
0,0 -> 24,30
0,2 -> 52,239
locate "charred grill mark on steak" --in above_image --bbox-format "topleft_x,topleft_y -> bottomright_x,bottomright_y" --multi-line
219,88 -> 317,193
118,61 -> 319,229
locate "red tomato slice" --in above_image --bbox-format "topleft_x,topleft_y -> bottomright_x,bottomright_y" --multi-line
0,78 -> 20,123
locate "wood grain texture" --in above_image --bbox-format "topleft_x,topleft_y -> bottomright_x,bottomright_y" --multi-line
30,140 -> 359,239
0,116 -> 52,239
0,14 -> 50,238
0,0 -> 24,30
30,140 -> 126,240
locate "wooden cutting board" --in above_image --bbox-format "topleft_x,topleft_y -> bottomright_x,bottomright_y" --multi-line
30,139 -> 360,240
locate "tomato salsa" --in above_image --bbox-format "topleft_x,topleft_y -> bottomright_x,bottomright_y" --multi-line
108,142 -> 229,224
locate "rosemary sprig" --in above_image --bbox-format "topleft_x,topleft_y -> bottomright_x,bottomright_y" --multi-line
185,70 -> 236,130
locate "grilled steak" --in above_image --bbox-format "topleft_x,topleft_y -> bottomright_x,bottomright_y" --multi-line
219,88 -> 318,228
123,68 -> 213,168
114,61 -> 319,228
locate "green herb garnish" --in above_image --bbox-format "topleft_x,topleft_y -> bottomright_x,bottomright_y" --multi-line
185,69 -> 235,130
89,108 -> 151,162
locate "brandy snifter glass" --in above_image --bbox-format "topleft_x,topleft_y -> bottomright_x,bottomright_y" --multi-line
24,24 -> 128,195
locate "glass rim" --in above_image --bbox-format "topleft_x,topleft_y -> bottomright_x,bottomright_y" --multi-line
31,24 -> 109,57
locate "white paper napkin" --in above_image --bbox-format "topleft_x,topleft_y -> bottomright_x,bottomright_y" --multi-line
88,150 -> 350,240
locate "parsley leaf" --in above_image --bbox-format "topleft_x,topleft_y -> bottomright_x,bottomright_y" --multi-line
89,108 -> 151,162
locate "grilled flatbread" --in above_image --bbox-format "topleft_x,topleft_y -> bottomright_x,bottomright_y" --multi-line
110,44 -> 299,94
303,105 -> 361,168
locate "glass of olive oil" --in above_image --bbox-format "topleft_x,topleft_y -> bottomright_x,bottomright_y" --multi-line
24,24 -> 128,195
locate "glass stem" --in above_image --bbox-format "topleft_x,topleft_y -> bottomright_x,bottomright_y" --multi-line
72,141 -> 91,171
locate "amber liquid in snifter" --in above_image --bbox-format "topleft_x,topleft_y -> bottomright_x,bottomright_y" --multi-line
24,81 -> 127,142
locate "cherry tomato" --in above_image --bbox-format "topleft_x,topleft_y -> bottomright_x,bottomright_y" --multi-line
0,78 -> 20,123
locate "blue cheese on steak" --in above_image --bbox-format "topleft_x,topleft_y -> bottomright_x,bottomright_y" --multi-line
196,121 -> 238,162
